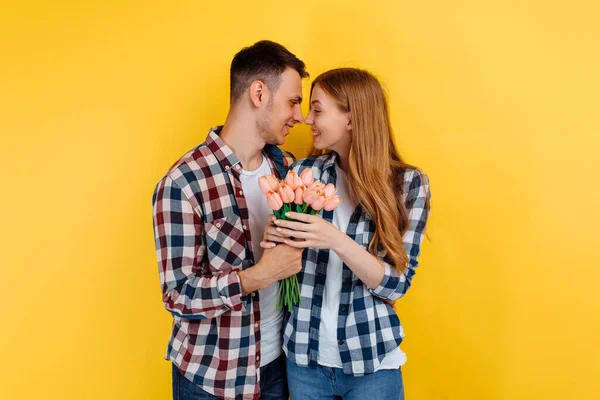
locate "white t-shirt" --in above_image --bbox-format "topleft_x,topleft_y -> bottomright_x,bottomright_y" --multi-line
239,155 -> 283,367
317,164 -> 406,370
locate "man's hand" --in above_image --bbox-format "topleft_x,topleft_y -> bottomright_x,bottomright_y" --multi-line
260,214 -> 287,248
238,243 -> 303,295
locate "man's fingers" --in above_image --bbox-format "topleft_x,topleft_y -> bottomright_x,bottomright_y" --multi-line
269,234 -> 288,242
283,239 -> 311,248
260,240 -> 277,249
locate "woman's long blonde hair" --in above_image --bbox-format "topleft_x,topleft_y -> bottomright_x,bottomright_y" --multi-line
311,68 -> 428,273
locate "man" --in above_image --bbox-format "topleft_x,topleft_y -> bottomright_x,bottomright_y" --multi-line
152,40 -> 309,400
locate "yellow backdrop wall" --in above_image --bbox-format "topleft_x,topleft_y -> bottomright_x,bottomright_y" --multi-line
1,1 -> 598,399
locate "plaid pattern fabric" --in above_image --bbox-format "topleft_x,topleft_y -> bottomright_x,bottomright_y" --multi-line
152,126 -> 294,400
283,152 -> 431,375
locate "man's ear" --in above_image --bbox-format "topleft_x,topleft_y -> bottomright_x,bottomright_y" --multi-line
249,80 -> 266,108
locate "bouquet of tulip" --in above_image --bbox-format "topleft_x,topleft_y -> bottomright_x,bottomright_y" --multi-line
258,169 -> 343,312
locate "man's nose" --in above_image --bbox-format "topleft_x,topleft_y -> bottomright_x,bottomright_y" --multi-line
293,106 -> 303,123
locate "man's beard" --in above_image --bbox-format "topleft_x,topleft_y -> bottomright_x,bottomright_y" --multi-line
256,95 -> 279,144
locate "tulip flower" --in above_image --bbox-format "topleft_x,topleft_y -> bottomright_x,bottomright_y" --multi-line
258,174 -> 279,195
300,168 -> 314,186
323,183 -> 337,198
294,186 -> 305,205
302,186 -> 322,205
278,182 -> 295,203
309,193 -> 327,211
323,196 -> 343,211
266,191 -> 283,210
284,170 -> 303,191
305,180 -> 324,193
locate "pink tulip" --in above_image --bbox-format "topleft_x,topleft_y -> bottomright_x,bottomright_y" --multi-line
305,180 -> 324,193
303,186 -> 321,205
294,186 -> 305,205
284,170 -> 303,191
310,193 -> 327,210
323,196 -> 343,211
300,168 -> 314,186
266,191 -> 283,210
278,182 -> 295,203
323,183 -> 337,198
258,175 -> 279,195
266,174 -> 279,188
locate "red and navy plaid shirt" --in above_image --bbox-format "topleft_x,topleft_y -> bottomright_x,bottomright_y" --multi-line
152,126 -> 295,400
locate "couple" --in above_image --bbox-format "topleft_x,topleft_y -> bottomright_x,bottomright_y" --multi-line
152,40 -> 431,400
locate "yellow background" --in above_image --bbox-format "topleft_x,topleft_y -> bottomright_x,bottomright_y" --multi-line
1,1 -> 598,399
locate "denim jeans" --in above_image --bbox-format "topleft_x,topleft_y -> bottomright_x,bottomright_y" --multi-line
172,354 -> 289,400
286,358 -> 404,400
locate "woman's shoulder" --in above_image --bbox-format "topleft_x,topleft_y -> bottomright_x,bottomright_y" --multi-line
397,167 -> 430,194
290,154 -> 331,171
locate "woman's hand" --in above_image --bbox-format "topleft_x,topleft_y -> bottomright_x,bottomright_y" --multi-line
270,211 -> 347,250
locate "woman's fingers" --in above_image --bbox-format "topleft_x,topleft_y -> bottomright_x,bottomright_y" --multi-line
275,227 -> 311,239
274,219 -> 314,232
283,212 -> 319,222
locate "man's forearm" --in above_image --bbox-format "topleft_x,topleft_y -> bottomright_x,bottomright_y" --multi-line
237,263 -> 273,295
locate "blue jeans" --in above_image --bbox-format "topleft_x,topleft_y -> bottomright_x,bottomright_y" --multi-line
172,354 -> 289,400
286,358 -> 404,400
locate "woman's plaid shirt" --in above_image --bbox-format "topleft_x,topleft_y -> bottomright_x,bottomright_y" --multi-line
283,152 -> 431,375
152,127 -> 294,400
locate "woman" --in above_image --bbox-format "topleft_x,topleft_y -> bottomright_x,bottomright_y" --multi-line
262,68 -> 431,400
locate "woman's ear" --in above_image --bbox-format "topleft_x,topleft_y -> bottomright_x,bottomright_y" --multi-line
346,112 -> 352,131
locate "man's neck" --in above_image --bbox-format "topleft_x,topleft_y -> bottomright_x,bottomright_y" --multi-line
220,112 -> 266,172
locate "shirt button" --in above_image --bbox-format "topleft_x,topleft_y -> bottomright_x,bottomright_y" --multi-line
239,190 -> 244,196
225,165 -> 230,170
340,306 -> 347,312
235,164 -> 240,169
251,292 -> 256,297
256,355 -> 260,361
215,222 -> 222,228
242,225 -> 248,230
338,340 -> 344,345
254,322 -> 259,328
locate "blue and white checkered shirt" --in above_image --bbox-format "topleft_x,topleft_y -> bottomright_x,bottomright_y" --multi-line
283,152 -> 431,375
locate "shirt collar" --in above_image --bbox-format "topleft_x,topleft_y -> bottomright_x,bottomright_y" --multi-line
205,126 -> 287,176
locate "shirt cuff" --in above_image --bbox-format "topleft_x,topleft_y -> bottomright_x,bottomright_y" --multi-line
217,271 -> 245,312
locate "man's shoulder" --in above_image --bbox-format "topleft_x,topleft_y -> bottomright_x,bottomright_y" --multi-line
280,149 -> 296,166
156,142 -> 216,192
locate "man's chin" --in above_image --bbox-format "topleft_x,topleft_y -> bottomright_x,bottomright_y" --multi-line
265,136 -> 286,146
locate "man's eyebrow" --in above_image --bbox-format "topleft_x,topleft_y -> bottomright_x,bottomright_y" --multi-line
292,95 -> 303,103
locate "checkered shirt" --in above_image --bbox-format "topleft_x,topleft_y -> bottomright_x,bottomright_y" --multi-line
152,126 -> 295,400
283,152 -> 431,375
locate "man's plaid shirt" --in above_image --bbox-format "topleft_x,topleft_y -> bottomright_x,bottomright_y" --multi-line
152,127 -> 294,400
284,152 -> 431,375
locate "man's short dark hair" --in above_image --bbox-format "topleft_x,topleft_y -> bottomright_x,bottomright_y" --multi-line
230,40 -> 309,103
